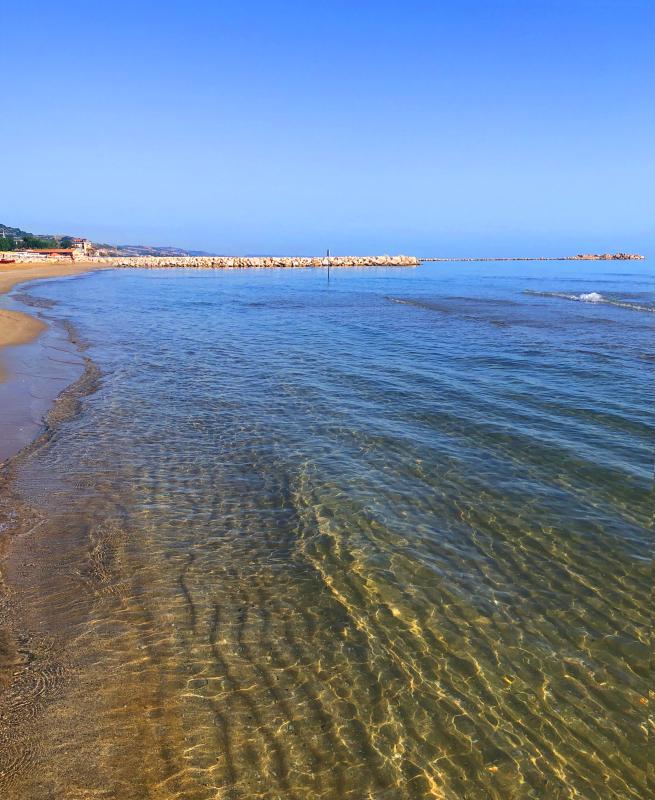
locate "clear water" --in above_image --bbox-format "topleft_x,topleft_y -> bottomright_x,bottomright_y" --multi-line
1,261 -> 652,799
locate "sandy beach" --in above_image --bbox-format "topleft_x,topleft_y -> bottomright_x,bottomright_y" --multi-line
0,310 -> 46,379
0,261 -> 100,462
0,261 -> 97,381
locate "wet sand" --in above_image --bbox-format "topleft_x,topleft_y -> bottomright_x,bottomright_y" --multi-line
0,260 -> 99,297
0,261 -> 99,452
0,262 -> 104,796
0,310 -> 46,383
0,261 -> 98,376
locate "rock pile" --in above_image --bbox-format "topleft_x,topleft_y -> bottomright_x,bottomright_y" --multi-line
574,253 -> 645,260
89,255 -> 419,269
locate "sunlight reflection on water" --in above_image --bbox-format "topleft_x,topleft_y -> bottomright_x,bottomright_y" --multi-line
2,261 -> 652,799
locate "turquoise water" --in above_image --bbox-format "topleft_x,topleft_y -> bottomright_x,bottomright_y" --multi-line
2,261 -> 652,799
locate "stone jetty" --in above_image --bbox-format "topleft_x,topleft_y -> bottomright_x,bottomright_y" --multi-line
420,253 -> 644,262
88,255 -> 419,269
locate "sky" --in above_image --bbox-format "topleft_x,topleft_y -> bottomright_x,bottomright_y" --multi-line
3,0 -> 654,256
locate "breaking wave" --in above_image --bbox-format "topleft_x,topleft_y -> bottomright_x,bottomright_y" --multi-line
524,290 -> 655,313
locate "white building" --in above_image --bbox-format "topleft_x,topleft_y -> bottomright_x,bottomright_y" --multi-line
71,238 -> 93,255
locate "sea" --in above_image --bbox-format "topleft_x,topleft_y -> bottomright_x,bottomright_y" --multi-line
0,260 -> 652,799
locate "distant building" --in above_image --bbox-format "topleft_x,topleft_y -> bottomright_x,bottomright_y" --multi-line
19,248 -> 75,260
71,238 -> 93,255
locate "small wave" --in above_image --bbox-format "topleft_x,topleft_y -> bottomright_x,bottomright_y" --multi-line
385,296 -> 519,312
524,290 -> 655,313
385,296 -> 449,313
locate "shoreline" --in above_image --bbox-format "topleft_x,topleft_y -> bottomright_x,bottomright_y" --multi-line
0,336 -> 102,797
0,261 -> 100,463
0,310 -> 46,383
0,261 -> 99,382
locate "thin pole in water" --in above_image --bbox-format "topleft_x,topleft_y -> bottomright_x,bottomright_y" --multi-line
326,248 -> 330,284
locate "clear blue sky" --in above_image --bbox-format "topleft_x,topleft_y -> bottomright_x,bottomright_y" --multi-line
3,0 -> 653,256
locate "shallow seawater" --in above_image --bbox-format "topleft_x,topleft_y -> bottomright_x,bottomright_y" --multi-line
1,261 -> 652,799
0,289 -> 84,462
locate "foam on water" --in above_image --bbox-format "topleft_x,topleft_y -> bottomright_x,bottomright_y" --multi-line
524,288 -> 655,313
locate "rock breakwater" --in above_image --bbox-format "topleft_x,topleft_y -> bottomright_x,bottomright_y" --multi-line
89,255 -> 419,269
421,253 -> 644,262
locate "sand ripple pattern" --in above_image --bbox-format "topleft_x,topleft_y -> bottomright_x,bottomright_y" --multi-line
0,264 -> 652,798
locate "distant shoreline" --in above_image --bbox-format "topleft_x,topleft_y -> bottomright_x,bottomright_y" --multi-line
2,252 -> 644,270
421,253 -> 644,262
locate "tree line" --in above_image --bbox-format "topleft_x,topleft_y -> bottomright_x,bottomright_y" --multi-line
0,234 -> 74,251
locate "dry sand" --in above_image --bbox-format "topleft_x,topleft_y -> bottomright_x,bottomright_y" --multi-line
0,261 -> 98,381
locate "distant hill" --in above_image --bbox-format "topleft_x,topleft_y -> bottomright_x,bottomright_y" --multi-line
111,244 -> 215,257
0,223 -> 67,251
0,224 -> 31,239
0,223 -> 214,256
